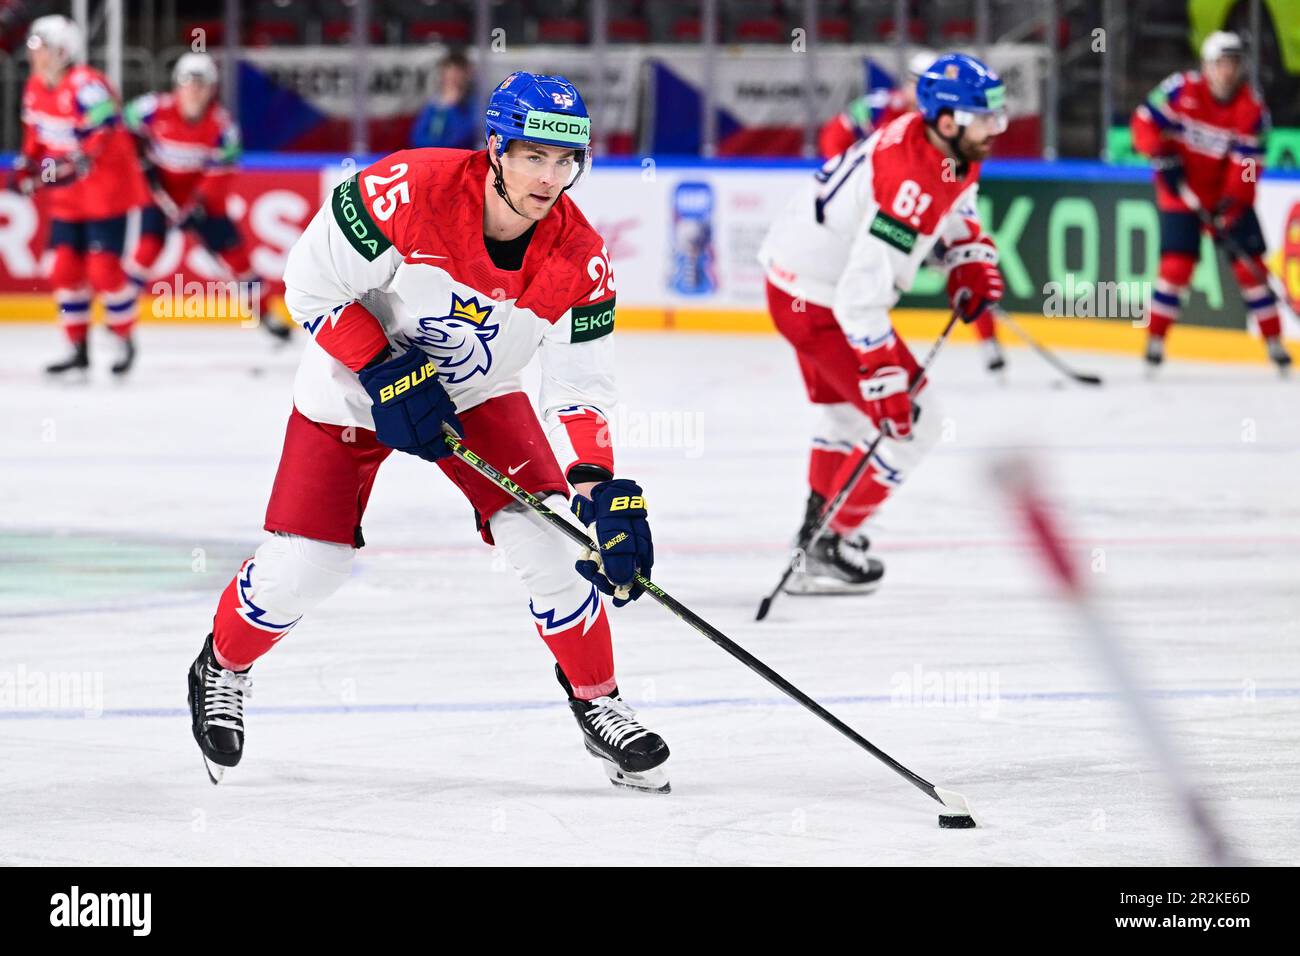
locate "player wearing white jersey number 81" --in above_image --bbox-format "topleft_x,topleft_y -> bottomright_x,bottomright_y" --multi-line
757,53 -> 1008,595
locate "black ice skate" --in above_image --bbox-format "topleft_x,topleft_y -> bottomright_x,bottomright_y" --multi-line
259,312 -> 293,344
1144,336 -> 1165,373
982,338 -> 1007,375
1266,336 -> 1292,374
556,664 -> 670,794
45,339 -> 89,377
784,531 -> 885,595
188,633 -> 252,784
109,333 -> 136,376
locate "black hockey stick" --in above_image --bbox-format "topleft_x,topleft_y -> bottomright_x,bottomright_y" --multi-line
1178,184 -> 1289,305
441,431 -> 977,824
993,309 -> 1104,387
754,308 -> 961,622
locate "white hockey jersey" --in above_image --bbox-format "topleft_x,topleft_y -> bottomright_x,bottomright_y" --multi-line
281,147 -> 619,476
758,112 -> 987,349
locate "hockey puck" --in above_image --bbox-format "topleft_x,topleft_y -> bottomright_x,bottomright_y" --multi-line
938,813 -> 976,829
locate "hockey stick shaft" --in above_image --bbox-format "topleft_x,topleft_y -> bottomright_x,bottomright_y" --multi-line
754,308 -> 961,621
442,432 -> 961,811
1178,185 -> 1289,305
994,309 -> 1103,386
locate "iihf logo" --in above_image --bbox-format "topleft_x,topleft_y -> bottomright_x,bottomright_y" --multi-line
405,293 -> 499,384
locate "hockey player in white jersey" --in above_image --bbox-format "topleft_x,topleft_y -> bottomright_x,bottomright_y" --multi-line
758,54 -> 1008,593
187,73 -> 669,792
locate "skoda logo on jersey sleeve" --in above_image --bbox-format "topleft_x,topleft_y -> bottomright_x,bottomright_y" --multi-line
405,293 -> 500,384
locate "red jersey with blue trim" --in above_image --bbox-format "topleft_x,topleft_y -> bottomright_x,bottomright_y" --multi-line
124,91 -> 241,209
20,64 -> 146,220
1131,70 -> 1267,212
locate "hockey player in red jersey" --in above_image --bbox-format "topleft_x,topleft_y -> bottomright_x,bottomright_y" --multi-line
123,52 -> 292,343
758,54 -> 1007,594
11,16 -> 148,376
817,50 -> 932,161
187,73 -> 669,792
818,50 -> 1005,372
1131,31 -> 1291,371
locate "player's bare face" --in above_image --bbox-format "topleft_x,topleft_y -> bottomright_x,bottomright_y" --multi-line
958,126 -> 998,162
500,142 -> 579,219
176,81 -> 215,120
1205,57 -> 1243,101
28,45 -> 60,83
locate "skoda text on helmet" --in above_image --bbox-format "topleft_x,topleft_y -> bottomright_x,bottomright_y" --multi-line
174,51 -> 219,87
26,14 -> 84,66
484,71 -> 592,216
915,53 -> 1008,162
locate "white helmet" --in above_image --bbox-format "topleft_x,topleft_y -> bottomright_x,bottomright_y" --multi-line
173,52 -> 219,87
908,49 -> 938,79
27,15 -> 84,65
1201,30 -> 1244,63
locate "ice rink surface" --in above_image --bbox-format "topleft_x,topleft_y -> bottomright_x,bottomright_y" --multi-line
2,323 -> 1297,866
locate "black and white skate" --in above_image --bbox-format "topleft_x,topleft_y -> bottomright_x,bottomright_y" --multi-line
188,633 -> 252,784
785,531 -> 885,595
982,339 -> 1007,374
1144,336 -> 1165,373
556,664 -> 670,793
109,334 -> 136,376
259,313 -> 293,345
45,339 -> 89,377
1266,336 -> 1292,375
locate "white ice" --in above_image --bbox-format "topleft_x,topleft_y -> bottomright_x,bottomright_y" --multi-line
1,323 -> 1297,866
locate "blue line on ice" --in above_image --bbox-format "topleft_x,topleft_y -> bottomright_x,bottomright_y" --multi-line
3,686 -> 1297,721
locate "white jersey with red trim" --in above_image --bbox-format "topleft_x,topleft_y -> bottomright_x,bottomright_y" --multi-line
283,148 -> 618,476
758,112 -> 986,348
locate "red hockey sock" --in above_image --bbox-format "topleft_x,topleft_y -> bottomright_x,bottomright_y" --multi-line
211,559 -> 299,670
971,311 -> 997,342
536,590 -> 616,700
826,447 -> 891,535
808,443 -> 850,500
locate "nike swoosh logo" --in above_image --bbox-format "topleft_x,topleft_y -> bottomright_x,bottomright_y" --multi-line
408,250 -> 446,259
508,460 -> 531,475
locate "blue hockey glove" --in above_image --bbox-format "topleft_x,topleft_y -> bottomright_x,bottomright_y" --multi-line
571,479 -> 653,607
358,346 -> 462,462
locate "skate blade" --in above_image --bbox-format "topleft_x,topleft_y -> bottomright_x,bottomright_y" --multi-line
587,747 -> 670,793
201,754 -> 227,785
783,575 -> 882,596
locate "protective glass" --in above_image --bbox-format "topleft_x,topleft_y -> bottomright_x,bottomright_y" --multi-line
499,145 -> 589,188
954,108 -> 1009,135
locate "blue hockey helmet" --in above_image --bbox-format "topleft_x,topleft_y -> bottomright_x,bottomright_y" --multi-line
915,53 -> 1008,133
485,72 -> 591,158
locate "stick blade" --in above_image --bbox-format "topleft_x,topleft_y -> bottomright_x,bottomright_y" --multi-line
934,786 -> 979,827
755,595 -> 774,621
1073,373 -> 1104,387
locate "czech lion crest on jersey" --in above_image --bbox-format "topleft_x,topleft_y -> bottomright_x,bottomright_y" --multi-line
404,293 -> 499,384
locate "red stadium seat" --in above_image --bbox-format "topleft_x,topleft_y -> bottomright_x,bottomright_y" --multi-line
734,18 -> 785,43
322,19 -> 384,43
818,17 -> 851,42
875,18 -> 926,43
941,18 -> 976,41
408,19 -> 471,43
608,18 -> 649,43
537,17 -> 588,44
248,21 -> 298,46
672,18 -> 702,42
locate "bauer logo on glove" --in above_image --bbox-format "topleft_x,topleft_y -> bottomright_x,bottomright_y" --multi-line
571,479 -> 654,607
377,358 -> 438,404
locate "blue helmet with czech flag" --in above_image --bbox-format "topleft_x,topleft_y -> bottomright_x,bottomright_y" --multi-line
916,53 -> 1008,135
485,72 -> 592,210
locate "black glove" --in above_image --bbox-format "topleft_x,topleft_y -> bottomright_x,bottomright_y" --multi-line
571,479 -> 653,607
357,346 -> 462,462
1152,153 -> 1185,196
